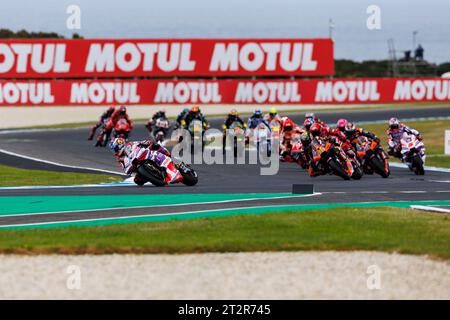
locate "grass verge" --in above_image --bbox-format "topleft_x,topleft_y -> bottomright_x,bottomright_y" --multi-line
0,164 -> 121,186
0,207 -> 449,259
363,119 -> 450,168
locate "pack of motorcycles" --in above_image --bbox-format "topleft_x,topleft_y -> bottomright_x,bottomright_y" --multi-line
96,111 -> 426,184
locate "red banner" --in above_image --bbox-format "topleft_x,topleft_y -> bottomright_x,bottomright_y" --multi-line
0,38 -> 334,78
0,78 -> 449,106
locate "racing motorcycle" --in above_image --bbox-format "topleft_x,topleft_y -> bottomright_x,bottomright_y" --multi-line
400,132 -> 425,175
188,119 -> 205,150
225,121 -> 245,157
252,121 -> 272,157
99,117 -> 112,147
338,140 -> 363,180
311,136 -> 353,180
134,150 -> 198,187
152,117 -> 170,143
281,133 -> 308,169
112,118 -> 132,140
354,136 -> 390,178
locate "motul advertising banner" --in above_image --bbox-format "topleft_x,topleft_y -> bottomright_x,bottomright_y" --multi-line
0,38 -> 334,78
0,78 -> 449,106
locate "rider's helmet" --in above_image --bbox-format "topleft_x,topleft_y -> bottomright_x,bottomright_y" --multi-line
191,105 -> 200,113
269,107 -> 278,117
303,118 -> 315,131
310,122 -> 321,137
229,108 -> 238,118
282,118 -> 295,131
337,118 -> 347,132
305,112 -> 317,120
254,109 -> 262,118
107,105 -> 115,113
345,122 -> 356,135
159,108 -> 166,115
388,117 -> 400,130
119,105 -> 127,115
110,137 -> 126,157
182,108 -> 189,114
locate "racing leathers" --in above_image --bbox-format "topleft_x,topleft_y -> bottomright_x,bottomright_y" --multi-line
386,124 -> 422,158
145,111 -> 168,133
280,124 -> 305,161
182,111 -> 208,130
97,107 -> 133,145
88,107 -> 115,140
222,114 -> 246,150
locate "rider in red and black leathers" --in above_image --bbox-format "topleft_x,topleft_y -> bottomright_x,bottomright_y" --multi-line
88,106 -> 115,140
96,105 -> 134,146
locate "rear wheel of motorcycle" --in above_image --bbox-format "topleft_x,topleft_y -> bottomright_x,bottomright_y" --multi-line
371,156 -> 389,178
137,162 -> 166,187
329,159 -> 350,180
412,154 -> 425,175
178,165 -> 198,186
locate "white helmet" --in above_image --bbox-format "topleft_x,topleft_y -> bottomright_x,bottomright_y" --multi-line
388,117 -> 400,129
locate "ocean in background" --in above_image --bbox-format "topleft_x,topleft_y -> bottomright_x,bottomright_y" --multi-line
0,0 -> 449,63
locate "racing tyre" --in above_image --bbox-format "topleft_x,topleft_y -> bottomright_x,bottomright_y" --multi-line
412,154 -> 425,175
371,156 -> 389,178
329,159 -> 350,180
137,161 -> 166,187
351,164 -> 363,180
177,163 -> 198,186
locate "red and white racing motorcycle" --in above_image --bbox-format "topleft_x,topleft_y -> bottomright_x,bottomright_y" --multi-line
132,148 -> 199,187
400,131 -> 426,175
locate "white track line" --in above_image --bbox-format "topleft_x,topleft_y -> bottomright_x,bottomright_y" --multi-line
389,162 -> 450,173
0,148 -> 124,176
0,193 -> 319,218
410,205 -> 450,214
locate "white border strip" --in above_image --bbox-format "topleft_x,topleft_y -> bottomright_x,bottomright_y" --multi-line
0,148 -> 124,175
410,205 -> 450,214
1,198 -> 448,229
389,162 -> 450,173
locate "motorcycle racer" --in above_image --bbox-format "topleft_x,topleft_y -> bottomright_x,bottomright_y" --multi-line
263,107 -> 281,123
386,117 -> 423,158
280,117 -> 305,160
246,109 -> 264,129
344,122 -> 378,145
88,106 -> 115,140
222,109 -> 246,150
182,106 -> 209,130
145,109 -> 168,133
305,112 -> 328,129
96,106 -> 133,146
110,137 -> 182,185
175,108 -> 189,129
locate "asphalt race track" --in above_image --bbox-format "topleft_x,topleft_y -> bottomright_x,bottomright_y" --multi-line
0,106 -> 449,227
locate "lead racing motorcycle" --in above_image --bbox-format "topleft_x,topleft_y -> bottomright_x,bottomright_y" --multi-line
133,149 -> 198,187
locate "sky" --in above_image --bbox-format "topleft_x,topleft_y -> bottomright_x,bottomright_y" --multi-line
0,0 -> 449,62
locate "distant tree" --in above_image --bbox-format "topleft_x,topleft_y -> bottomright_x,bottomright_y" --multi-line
0,28 -> 84,39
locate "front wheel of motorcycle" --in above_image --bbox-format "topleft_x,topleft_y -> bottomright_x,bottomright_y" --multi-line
177,163 -> 198,186
412,154 -> 425,175
328,159 -> 350,180
371,156 -> 389,178
351,164 -> 364,180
